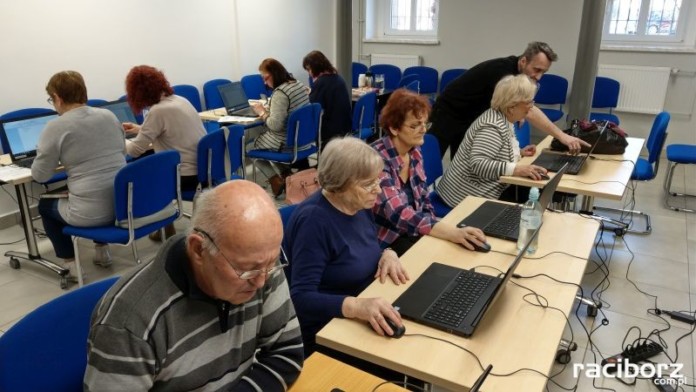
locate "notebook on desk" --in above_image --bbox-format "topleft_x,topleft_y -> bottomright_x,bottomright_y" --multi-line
393,224 -> 541,337
532,121 -> 608,175
0,111 -> 58,168
457,163 -> 567,242
218,82 -> 259,117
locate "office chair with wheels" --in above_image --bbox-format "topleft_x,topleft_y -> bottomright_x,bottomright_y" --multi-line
590,76 -> 621,125
246,103 -> 322,184
439,68 -> 466,94
352,62 -> 368,88
403,66 -> 439,95
595,111 -> 670,234
241,74 -> 273,100
173,84 -> 203,112
203,78 -> 232,111
422,134 -> 451,217
352,91 -> 377,140
534,74 -> 568,123
369,64 -> 402,90
664,143 -> 696,213
63,150 -> 182,286
0,276 -> 118,392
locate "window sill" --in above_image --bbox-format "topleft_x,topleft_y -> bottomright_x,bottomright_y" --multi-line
363,37 -> 440,45
600,44 -> 696,53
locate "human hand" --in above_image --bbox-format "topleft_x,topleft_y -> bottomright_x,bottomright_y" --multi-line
375,249 -> 409,285
513,164 -> 547,181
454,226 -> 487,251
122,122 -> 140,135
561,134 -> 590,155
344,297 -> 403,336
521,144 -> 537,157
251,102 -> 266,116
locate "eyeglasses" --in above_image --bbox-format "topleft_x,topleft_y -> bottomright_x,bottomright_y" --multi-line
46,97 -> 54,105
360,178 -> 381,193
193,228 -> 288,280
518,100 -> 535,107
406,122 -> 431,132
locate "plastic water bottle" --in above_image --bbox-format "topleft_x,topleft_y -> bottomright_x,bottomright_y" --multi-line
517,187 -> 542,254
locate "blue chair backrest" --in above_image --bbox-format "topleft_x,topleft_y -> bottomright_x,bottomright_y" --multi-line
352,91 -> 377,131
196,129 -> 228,187
369,64 -> 402,90
115,150 -> 180,223
279,204 -> 298,283
440,68 -> 466,93
241,74 -> 272,100
352,62 -> 368,88
286,103 -> 322,150
422,134 -> 443,186
173,84 -> 203,112
203,79 -> 232,111
535,74 -> 568,106
404,81 -> 420,94
0,277 -> 118,392
403,66 -> 439,95
226,124 -> 246,179
398,74 -> 419,88
87,98 -> 108,107
515,122 -> 531,148
647,111 -> 670,164
592,77 -> 620,109
0,108 -> 56,154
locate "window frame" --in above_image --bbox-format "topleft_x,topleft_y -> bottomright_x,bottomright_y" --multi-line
602,0 -> 693,48
382,0 -> 439,38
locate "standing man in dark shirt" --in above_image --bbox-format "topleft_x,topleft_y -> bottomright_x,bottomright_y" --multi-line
429,41 -> 588,159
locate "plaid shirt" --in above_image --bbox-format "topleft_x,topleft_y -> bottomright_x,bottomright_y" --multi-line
371,136 -> 437,248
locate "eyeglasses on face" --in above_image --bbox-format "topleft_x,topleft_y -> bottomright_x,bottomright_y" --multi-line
193,228 -> 288,280
360,178 -> 381,193
47,97 -> 54,105
406,122 -> 432,132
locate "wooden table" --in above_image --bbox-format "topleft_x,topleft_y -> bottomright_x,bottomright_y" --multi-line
316,196 -> 599,391
289,352 -> 408,392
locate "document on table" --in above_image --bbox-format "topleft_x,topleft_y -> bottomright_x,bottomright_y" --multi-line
217,116 -> 260,124
0,165 -> 31,183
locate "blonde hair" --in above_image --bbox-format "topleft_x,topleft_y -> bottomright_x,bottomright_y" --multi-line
490,74 -> 537,112
318,137 -> 383,192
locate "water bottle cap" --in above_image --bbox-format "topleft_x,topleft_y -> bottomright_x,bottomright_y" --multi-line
529,187 -> 540,201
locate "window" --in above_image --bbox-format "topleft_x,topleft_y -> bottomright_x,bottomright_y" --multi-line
363,0 -> 439,43
602,0 -> 691,46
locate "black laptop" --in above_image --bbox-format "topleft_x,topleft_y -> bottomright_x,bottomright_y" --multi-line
532,121 -> 608,175
457,163 -> 567,241
0,111 -> 58,168
97,99 -> 138,138
393,224 -> 541,337
217,82 -> 258,117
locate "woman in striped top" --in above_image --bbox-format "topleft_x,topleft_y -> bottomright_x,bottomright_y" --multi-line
436,74 -> 548,208
251,58 -> 310,196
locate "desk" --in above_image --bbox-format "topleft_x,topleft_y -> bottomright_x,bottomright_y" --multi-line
289,352 -> 408,392
198,107 -> 262,126
317,196 -> 599,391
0,157 -> 69,288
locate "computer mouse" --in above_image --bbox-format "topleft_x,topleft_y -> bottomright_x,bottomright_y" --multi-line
384,317 -> 406,338
538,172 -> 550,181
472,242 -> 492,253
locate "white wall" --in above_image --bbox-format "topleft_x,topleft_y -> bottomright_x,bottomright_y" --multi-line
0,0 -> 335,222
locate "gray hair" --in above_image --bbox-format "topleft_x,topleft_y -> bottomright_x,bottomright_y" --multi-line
190,189 -> 224,255
318,137 -> 383,192
521,41 -> 558,62
491,74 -> 537,112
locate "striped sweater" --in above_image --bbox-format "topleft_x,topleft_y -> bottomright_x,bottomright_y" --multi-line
84,234 -> 304,391
254,81 -> 310,151
436,108 -> 519,206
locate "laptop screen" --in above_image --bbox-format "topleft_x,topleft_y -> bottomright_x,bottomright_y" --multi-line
98,100 -> 137,124
218,82 -> 249,111
1,112 -> 58,161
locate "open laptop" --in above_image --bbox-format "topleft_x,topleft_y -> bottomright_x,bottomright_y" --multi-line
0,111 -> 58,168
532,121 -> 608,175
457,163 -> 567,242
217,82 -> 258,117
97,99 -> 138,138
393,224 -> 541,337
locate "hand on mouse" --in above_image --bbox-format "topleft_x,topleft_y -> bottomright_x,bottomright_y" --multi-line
514,164 -> 547,181
451,225 -> 487,251
375,248 -> 409,285
342,297 -> 403,336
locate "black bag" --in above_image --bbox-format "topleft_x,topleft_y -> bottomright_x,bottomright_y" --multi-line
551,119 -> 628,155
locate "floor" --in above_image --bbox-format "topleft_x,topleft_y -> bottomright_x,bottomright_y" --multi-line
1,157 -> 695,392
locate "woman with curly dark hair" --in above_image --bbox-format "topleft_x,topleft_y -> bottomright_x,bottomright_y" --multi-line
123,65 -> 206,240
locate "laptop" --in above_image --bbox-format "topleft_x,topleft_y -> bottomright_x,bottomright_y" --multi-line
532,121 -> 608,175
217,82 -> 258,117
393,223 -> 542,337
457,163 -> 567,242
0,111 -> 58,168
97,99 -> 138,138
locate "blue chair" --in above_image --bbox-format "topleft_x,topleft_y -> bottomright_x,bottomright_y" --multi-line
226,124 -> 247,180
369,64 -> 402,90
203,78 -> 232,111
246,103 -> 322,183
590,76 -> 621,125
352,91 -> 377,140
241,74 -> 272,100
596,111 -> 670,234
86,98 -> 108,106
422,134 -> 451,217
535,74 -> 568,123
279,204 -> 298,283
173,84 -> 203,112
63,151 -> 182,286
664,143 -> 696,213
439,68 -> 466,94
0,277 -> 118,392
403,66 -> 439,95
181,130 -> 230,215
352,62 -> 368,88
515,122 -> 531,148
404,81 -> 420,94
398,74 -> 419,88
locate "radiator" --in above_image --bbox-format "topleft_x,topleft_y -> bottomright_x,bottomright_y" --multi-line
370,54 -> 421,69
597,64 -> 671,114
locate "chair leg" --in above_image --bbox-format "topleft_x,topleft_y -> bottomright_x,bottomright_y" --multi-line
71,236 -> 84,287
663,162 -> 696,213
131,241 -> 142,264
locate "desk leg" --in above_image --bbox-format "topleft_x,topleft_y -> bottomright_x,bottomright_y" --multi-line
4,182 -> 70,289
579,195 -> 629,236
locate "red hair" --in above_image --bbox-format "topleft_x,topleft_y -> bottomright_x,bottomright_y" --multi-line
379,89 -> 430,131
125,65 -> 174,114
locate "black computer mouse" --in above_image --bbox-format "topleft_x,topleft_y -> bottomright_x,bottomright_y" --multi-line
385,317 -> 406,338
473,242 -> 492,253
539,172 -> 550,181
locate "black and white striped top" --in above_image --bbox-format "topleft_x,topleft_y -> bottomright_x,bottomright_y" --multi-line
436,108 -> 520,207
254,81 -> 310,151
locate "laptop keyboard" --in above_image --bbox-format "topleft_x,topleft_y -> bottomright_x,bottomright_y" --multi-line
546,154 -> 584,173
424,270 -> 495,327
483,206 -> 522,238
14,158 -> 35,168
